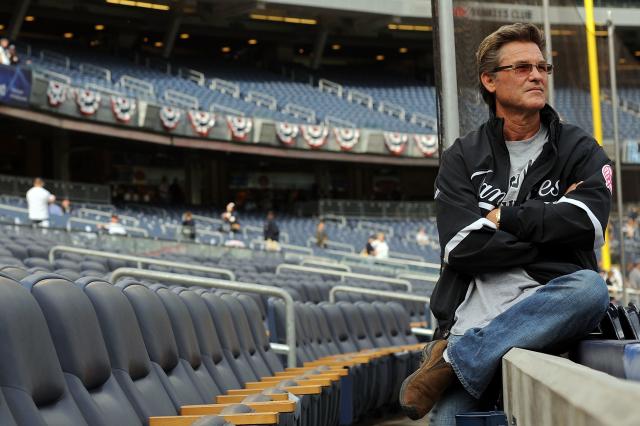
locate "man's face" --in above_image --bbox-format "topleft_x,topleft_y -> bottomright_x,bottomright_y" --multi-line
0,39 -> 8,48
483,41 -> 547,114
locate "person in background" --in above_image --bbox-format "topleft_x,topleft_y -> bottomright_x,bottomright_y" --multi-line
181,211 -> 196,240
361,235 -> 376,256
98,214 -> 127,236
61,197 -> 72,214
264,211 -> 281,251
8,44 -> 19,65
316,220 -> 328,248
221,202 -> 241,233
263,211 -> 280,242
26,177 -> 55,227
416,226 -> 431,246
48,202 -> 64,216
0,38 -> 10,66
628,260 -> 640,291
372,232 -> 389,259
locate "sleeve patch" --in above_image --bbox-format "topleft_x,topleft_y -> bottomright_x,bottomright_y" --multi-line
602,165 -> 613,193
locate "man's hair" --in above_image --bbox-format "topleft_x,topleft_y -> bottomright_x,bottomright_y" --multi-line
476,23 -> 546,110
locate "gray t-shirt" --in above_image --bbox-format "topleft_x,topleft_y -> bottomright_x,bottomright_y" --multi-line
451,124 -> 549,335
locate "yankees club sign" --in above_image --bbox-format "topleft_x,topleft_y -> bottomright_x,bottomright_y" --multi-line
226,115 -> 253,141
383,132 -> 409,155
159,106 -> 182,131
275,122 -> 299,146
75,89 -> 101,116
334,127 -> 360,151
301,124 -> 328,149
188,110 -> 215,137
47,81 -> 68,107
111,96 -> 136,123
414,134 -> 438,157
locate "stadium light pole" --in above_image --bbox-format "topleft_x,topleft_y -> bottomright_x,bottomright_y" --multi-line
436,0 -> 460,150
607,11 -> 627,305
584,0 -> 611,272
542,0 -> 554,107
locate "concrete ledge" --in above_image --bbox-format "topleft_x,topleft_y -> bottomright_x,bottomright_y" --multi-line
503,348 -> 640,426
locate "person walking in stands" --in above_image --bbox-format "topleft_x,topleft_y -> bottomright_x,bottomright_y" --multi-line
399,23 -> 612,424
0,38 -> 10,65
372,232 -> 389,259
263,211 -> 280,251
263,211 -> 280,242
315,220 -> 328,248
181,211 -> 196,240
98,214 -> 127,236
26,177 -> 56,228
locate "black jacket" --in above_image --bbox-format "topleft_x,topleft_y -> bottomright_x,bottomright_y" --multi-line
431,105 -> 612,338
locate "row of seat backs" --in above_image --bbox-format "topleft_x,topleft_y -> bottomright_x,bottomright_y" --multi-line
268,298 -> 418,364
0,271 -> 292,426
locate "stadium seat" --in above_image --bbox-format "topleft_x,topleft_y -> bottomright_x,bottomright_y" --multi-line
0,275 -> 89,425
21,273 -> 143,426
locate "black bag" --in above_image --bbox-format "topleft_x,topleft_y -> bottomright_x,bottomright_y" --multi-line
598,303 -> 626,340
618,303 -> 640,340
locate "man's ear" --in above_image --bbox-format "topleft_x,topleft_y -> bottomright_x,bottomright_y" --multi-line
481,72 -> 496,95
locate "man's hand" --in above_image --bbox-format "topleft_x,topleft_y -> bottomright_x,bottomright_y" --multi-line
486,208 -> 500,228
565,181 -> 583,195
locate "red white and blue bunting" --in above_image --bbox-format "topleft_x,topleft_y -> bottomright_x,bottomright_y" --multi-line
275,122 -> 299,146
383,132 -> 409,156
334,127 -> 360,151
159,106 -> 182,131
415,134 -> 438,157
301,124 -> 328,149
111,96 -> 136,123
47,81 -> 68,107
226,115 -> 253,141
188,110 -> 216,137
75,89 -> 101,116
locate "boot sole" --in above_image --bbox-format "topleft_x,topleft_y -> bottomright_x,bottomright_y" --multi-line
398,340 -> 439,420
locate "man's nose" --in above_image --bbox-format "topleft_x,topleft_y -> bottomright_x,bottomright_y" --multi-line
529,65 -> 545,81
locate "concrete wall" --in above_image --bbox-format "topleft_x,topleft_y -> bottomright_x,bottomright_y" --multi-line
503,348 -> 640,426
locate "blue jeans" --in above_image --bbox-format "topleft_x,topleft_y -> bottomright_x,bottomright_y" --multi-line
430,269 -> 609,425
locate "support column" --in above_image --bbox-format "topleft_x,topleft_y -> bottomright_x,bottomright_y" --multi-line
311,26 -> 328,70
435,0 -> 460,150
162,13 -> 183,59
8,0 -> 31,41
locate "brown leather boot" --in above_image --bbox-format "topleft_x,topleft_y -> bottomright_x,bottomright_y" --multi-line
399,339 -> 455,420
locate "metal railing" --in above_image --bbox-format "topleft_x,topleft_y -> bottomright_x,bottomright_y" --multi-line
347,89 -> 373,109
109,268 -> 297,367
164,89 -> 199,110
78,63 -> 111,82
318,78 -> 343,98
378,101 -> 406,120
300,259 -> 351,272
282,103 -> 316,123
249,239 -> 313,255
49,245 -> 235,280
391,252 -> 425,262
67,217 -> 149,238
275,264 -> 412,292
397,272 -> 438,283
328,285 -> 433,336
77,208 -> 140,227
306,237 -> 355,253
339,252 -> 440,272
118,75 -> 155,100
210,78 -> 240,98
